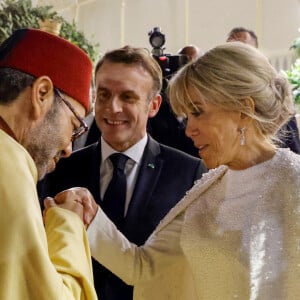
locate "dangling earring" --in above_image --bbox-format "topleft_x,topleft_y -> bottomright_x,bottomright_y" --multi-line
240,127 -> 246,146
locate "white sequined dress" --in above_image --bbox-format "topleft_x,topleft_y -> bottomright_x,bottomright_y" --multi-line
88,148 -> 300,299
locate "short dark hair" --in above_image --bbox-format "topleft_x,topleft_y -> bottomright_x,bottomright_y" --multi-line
95,46 -> 163,97
0,68 -> 35,104
227,27 -> 258,48
0,67 -> 62,106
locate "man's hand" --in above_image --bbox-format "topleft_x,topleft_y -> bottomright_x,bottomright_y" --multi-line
44,187 -> 99,227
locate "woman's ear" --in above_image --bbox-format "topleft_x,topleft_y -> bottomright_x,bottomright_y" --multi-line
30,76 -> 54,120
240,97 -> 255,124
148,94 -> 162,118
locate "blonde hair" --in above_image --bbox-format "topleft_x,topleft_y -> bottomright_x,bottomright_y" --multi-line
168,42 -> 295,141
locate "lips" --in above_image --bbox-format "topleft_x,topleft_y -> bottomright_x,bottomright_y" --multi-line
49,155 -> 60,172
105,119 -> 126,125
47,160 -> 56,173
195,144 -> 208,155
198,145 -> 207,151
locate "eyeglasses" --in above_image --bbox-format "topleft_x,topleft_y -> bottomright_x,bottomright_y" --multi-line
54,89 -> 88,141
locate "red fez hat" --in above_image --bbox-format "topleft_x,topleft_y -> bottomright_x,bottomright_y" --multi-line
0,28 -> 92,112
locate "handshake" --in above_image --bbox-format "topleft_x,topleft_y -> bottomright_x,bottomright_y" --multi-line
44,187 -> 99,228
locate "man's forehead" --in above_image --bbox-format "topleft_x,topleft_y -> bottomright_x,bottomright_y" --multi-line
95,62 -> 152,87
227,31 -> 256,47
230,31 -> 248,40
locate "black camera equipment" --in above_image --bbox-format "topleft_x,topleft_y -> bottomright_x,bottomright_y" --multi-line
148,27 -> 188,79
146,27 -> 199,158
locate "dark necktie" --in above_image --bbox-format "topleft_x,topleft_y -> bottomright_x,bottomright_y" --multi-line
102,153 -> 129,226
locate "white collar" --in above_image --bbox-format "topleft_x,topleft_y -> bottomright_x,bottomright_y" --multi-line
101,135 -> 148,165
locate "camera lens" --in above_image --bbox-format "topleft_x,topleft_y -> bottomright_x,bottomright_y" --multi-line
149,27 -> 165,49
150,35 -> 164,48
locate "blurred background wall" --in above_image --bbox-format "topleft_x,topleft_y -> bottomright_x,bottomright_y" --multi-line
35,0 -> 300,71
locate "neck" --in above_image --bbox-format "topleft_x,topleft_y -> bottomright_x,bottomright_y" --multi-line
0,115 -> 18,141
228,139 -> 276,170
0,110 -> 27,143
0,92 -> 31,142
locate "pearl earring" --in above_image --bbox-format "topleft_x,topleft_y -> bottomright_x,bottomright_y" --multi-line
240,127 -> 246,146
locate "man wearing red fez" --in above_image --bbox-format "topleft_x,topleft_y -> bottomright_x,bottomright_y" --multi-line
0,28 -> 97,299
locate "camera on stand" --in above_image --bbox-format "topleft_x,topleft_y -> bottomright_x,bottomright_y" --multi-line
148,27 -> 188,80
146,27 -> 199,158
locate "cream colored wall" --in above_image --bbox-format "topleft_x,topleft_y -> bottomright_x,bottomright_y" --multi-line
38,0 -> 300,70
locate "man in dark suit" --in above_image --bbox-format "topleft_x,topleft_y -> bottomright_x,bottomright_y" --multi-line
39,46 -> 207,300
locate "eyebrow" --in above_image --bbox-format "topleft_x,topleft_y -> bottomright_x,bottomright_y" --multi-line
97,86 -> 139,96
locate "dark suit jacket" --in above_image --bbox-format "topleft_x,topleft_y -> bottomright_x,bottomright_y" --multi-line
38,136 -> 207,300
147,94 -> 199,158
277,116 -> 300,154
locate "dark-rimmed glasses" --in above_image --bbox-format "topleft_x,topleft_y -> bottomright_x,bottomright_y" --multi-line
54,89 -> 88,141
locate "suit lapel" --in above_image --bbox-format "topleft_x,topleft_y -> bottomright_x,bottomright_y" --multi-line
85,141 -> 102,203
125,137 -> 163,220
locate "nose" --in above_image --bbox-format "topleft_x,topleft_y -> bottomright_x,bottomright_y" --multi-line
106,97 -> 123,113
185,118 -> 197,139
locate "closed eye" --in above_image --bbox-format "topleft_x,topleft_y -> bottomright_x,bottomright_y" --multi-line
190,107 -> 203,117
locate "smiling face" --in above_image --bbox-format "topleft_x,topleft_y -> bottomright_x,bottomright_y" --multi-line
94,61 -> 161,151
185,88 -> 244,169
